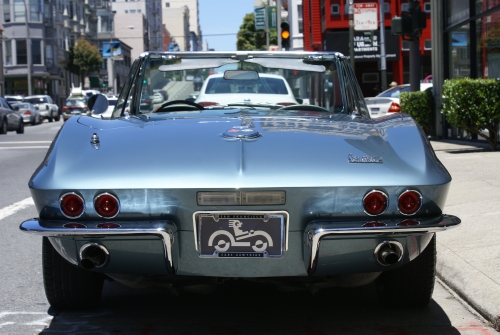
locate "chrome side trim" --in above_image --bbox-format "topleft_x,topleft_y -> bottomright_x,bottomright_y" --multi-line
306,214 -> 461,274
19,219 -> 175,269
192,210 -> 290,251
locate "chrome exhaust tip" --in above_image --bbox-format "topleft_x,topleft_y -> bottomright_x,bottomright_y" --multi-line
374,241 -> 403,266
79,242 -> 109,269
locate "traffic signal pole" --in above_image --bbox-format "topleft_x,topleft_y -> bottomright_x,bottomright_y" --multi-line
409,0 -> 421,92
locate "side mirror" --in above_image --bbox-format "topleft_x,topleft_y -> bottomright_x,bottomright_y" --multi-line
87,94 -> 109,115
185,97 -> 195,102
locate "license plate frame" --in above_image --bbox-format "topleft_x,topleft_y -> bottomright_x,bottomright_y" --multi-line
197,213 -> 285,258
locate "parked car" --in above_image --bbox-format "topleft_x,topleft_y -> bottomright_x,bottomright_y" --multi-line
157,90 -> 169,101
195,73 -> 298,107
151,93 -> 164,104
364,83 -> 433,118
20,51 -> 460,310
140,93 -> 153,111
62,98 -> 89,121
0,97 -> 24,134
5,95 -> 24,104
11,102 -> 42,125
23,95 -> 60,122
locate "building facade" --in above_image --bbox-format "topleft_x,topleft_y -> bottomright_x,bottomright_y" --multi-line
302,0 -> 432,97
432,0 -> 500,138
1,0 -> 99,105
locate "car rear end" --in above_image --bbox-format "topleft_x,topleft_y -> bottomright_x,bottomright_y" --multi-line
62,98 -> 89,121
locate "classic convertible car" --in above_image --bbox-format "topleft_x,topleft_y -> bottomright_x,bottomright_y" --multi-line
20,51 -> 460,309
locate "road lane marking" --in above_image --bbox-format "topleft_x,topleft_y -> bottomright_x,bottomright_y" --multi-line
0,146 -> 50,149
0,141 -> 52,144
0,198 -> 34,221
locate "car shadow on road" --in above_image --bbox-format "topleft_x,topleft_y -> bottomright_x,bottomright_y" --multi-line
40,279 -> 464,334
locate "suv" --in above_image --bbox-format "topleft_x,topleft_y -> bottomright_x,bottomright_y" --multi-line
23,95 -> 60,122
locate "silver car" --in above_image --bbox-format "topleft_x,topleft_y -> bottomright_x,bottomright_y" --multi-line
23,95 -> 60,122
20,51 -> 460,310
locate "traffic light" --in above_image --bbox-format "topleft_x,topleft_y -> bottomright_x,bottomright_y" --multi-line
280,21 -> 290,50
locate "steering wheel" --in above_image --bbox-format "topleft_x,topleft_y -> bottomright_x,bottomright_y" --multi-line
153,100 -> 205,113
275,104 -> 329,112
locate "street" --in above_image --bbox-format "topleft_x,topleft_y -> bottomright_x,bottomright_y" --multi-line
0,121 -> 496,334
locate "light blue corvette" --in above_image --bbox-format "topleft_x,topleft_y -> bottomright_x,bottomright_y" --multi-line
20,51 -> 460,309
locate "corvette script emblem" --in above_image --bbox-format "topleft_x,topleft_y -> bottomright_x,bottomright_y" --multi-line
348,153 -> 383,164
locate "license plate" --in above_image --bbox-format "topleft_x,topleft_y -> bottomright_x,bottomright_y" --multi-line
370,108 -> 380,112
198,213 -> 284,258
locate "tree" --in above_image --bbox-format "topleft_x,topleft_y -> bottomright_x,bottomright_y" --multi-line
66,38 -> 102,85
237,13 -> 277,51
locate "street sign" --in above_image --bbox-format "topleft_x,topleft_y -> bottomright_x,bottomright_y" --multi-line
354,3 -> 378,31
254,6 -> 277,30
255,7 -> 266,30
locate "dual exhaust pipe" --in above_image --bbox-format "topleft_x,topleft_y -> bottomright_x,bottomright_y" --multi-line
79,242 -> 109,270
374,240 -> 403,266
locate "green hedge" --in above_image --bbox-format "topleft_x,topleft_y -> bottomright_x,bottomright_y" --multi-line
442,78 -> 500,151
400,90 -> 433,135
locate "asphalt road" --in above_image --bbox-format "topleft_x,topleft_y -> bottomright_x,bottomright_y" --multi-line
0,120 -> 496,334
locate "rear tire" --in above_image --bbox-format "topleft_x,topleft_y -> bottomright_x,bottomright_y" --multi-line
42,237 -> 104,309
376,234 -> 436,308
16,120 -> 24,134
0,118 -> 7,134
54,110 -> 61,122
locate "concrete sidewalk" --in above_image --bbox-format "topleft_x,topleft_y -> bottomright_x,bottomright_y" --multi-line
430,139 -> 500,330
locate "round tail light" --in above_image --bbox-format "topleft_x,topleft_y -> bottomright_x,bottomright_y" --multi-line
60,193 -> 85,218
94,193 -> 120,218
398,190 -> 422,215
363,190 -> 388,216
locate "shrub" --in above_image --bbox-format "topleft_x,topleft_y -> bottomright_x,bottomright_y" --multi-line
442,78 -> 500,151
400,90 -> 433,135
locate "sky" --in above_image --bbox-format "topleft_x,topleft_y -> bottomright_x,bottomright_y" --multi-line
198,0 -> 256,51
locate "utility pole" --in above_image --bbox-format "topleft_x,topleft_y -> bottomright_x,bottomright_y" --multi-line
348,0 -> 355,71
24,0 -> 32,96
265,0 -> 270,50
409,0 -> 421,92
277,0 -> 282,50
379,1 -> 387,91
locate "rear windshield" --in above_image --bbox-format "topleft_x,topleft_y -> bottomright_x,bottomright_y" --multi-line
204,77 -> 289,95
108,99 -> 117,106
25,97 -> 48,104
66,99 -> 86,106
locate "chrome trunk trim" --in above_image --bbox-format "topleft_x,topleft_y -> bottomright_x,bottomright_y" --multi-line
19,219 -> 176,270
306,214 -> 461,275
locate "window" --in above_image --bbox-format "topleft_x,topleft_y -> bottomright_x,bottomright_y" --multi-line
16,40 -> 27,64
137,9 -> 141,13
362,73 -> 379,83
29,0 -> 39,21
424,3 -> 431,13
45,44 -> 53,66
5,41 -> 12,65
3,0 -> 10,22
384,2 -> 390,13
298,4 -> 303,34
165,2 -> 169,7
331,4 -> 339,15
124,9 -> 128,13
424,39 -> 432,50
14,0 -> 25,22
401,3 -> 409,12
32,40 -> 42,64
402,40 -> 410,50
130,9 -> 136,13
